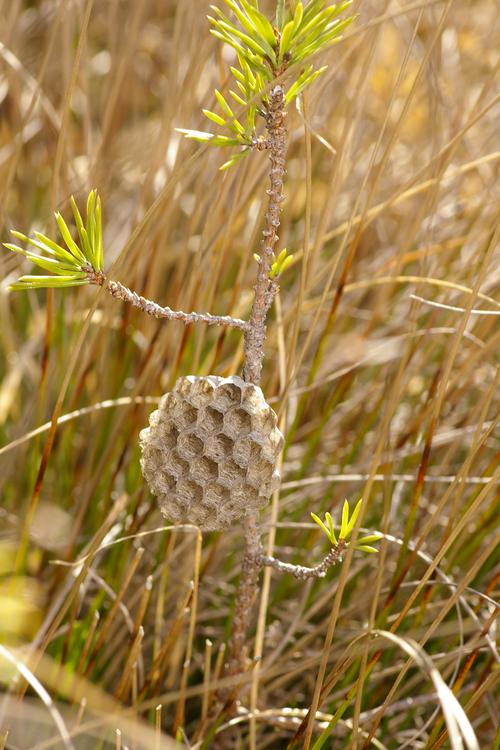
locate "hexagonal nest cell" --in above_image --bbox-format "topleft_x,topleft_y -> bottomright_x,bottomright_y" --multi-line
223,407 -> 252,439
139,375 -> 284,530
199,405 -> 224,434
233,437 -> 262,467
191,456 -> 219,483
204,433 -> 233,462
217,458 -> 247,488
173,400 -> 198,430
177,432 -> 204,461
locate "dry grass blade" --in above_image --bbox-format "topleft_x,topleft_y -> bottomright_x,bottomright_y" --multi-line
370,631 -> 479,750
0,645 -> 74,750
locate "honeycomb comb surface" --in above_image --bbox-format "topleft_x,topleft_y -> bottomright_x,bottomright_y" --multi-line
140,376 -> 283,530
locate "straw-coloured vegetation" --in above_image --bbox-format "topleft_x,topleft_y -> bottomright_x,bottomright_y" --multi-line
0,0 -> 498,748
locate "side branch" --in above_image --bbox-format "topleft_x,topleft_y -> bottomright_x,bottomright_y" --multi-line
86,268 -> 247,332
259,540 -> 347,580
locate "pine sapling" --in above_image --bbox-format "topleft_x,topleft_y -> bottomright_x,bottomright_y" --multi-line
4,0 -> 383,725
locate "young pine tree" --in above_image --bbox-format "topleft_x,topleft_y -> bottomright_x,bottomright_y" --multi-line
4,0 -> 382,728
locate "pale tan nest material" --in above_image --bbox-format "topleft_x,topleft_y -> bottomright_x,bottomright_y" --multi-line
139,376 -> 283,530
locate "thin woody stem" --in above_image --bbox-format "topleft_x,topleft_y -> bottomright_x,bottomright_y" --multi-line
86,267 -> 247,331
225,516 -> 262,677
222,84 -> 288,701
259,540 -> 347,580
243,84 -> 287,385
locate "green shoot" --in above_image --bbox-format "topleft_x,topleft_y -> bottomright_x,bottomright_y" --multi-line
269,248 -> 294,278
4,191 -> 104,291
312,499 -> 383,553
178,1 -> 357,168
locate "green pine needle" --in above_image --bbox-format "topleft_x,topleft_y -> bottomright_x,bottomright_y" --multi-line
203,109 -> 227,126
325,511 -> 337,545
339,499 -> 350,539
345,498 -> 363,536
9,275 -> 89,290
311,512 -> 332,542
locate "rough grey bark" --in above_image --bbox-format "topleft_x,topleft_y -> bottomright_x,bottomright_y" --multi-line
224,515 -> 263,678
243,85 -> 287,385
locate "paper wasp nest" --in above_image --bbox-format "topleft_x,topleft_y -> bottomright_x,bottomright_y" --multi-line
139,376 -> 283,530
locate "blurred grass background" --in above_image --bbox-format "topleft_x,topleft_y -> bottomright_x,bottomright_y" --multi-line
0,0 -> 498,748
